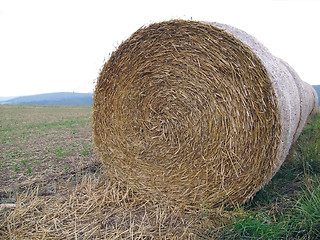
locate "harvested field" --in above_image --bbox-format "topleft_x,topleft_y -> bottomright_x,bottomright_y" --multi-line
0,105 -> 99,201
1,105 -> 319,239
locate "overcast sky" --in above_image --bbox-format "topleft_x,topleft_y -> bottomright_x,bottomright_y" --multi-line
0,0 -> 319,97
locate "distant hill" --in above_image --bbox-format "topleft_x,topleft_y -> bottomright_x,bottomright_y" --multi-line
0,96 -> 15,102
0,92 -> 93,106
312,85 -> 320,106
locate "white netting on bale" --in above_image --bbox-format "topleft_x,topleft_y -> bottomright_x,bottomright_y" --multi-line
213,22 -> 318,177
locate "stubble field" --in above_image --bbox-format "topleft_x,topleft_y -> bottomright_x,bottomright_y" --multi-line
0,105 -> 99,201
0,104 -> 319,239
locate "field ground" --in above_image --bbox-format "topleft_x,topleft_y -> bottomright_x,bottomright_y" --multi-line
0,105 -> 99,201
0,105 -> 319,239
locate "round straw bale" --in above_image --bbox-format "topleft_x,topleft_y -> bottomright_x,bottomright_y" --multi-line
93,20 -> 318,208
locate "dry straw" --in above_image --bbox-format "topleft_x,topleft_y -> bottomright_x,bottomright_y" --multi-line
93,20 -> 318,209
0,175 -> 198,239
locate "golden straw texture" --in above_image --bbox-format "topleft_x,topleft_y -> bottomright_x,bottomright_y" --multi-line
93,20 -> 315,209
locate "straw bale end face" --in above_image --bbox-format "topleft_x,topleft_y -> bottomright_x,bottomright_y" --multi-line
93,20 -> 315,209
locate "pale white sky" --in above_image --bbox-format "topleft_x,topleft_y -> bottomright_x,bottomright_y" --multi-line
0,0 -> 319,97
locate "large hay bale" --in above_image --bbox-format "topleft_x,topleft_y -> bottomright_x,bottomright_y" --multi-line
93,20 -> 318,208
